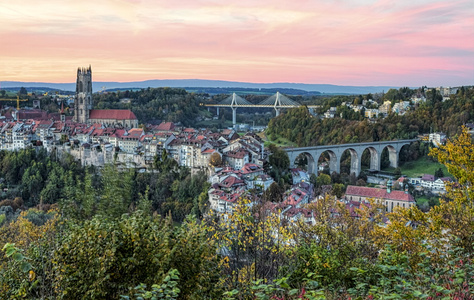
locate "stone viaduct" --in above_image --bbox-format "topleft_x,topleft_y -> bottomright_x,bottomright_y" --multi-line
285,139 -> 418,176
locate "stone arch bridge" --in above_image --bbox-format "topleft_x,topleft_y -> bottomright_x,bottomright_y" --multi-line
285,139 -> 418,176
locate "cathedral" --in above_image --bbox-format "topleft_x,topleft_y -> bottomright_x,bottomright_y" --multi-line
74,66 -> 138,128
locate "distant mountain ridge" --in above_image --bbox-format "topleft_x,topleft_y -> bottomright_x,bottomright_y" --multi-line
1,79 -> 400,94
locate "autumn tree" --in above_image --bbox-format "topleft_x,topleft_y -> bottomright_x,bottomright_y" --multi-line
209,152 -> 223,167
207,198 -> 296,295
428,126 -> 474,249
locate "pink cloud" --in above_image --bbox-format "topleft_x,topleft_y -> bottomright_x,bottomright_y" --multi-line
0,0 -> 472,86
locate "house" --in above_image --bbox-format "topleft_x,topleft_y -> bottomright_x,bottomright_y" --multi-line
378,101 -> 391,115
245,174 -> 274,191
208,184 -> 246,214
420,174 -> 435,189
282,207 -> 315,224
290,168 -> 310,184
224,149 -> 249,169
365,109 -> 380,118
429,132 -> 446,147
420,175 -> 451,192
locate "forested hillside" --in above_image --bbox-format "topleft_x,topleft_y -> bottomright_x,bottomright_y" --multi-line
267,87 -> 474,147
93,88 -> 211,126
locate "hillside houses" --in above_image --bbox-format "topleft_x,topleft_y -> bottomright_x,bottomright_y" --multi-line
207,163 -> 275,214
0,115 -> 268,171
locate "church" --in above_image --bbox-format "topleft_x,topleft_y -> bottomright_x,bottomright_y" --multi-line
345,180 -> 416,213
74,66 -> 138,128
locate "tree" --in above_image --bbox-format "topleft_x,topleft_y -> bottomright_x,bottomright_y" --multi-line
332,183 -> 345,198
434,167 -> 444,178
209,152 -> 222,167
207,198 -> 296,294
18,87 -> 28,96
315,173 -> 331,188
98,164 -> 133,219
268,144 -> 290,171
394,167 -> 402,179
263,182 -> 283,203
430,126 -> 473,204
53,213 -> 222,299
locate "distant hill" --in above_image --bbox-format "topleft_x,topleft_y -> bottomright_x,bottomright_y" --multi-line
1,79 -> 401,95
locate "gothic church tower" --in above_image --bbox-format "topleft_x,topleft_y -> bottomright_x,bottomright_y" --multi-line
74,66 -> 92,123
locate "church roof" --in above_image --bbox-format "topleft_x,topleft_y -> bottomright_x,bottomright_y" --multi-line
346,185 -> 415,202
89,109 -> 137,120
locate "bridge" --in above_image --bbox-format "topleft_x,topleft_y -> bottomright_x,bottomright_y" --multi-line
285,139 -> 418,176
203,92 -> 320,128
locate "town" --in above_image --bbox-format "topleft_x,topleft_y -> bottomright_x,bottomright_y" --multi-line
0,67 -> 468,224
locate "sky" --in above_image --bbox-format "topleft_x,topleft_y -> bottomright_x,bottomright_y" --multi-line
0,0 -> 473,87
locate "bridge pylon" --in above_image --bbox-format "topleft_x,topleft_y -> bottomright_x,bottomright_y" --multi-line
275,92 -> 281,116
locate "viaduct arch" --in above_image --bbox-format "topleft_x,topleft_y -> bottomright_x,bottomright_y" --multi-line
285,139 -> 417,176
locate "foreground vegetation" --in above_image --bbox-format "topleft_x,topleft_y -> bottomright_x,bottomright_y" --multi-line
0,126 -> 473,298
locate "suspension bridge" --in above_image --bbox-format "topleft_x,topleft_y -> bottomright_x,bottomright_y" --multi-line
202,92 -> 320,128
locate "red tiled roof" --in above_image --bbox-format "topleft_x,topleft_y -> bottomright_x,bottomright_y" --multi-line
89,109 -> 137,120
220,176 -> 245,188
241,163 -> 263,174
156,122 -> 175,131
17,110 -> 48,120
421,174 -> 435,181
345,185 -> 415,202
110,129 -> 126,138
202,149 -> 216,154
226,150 -> 248,159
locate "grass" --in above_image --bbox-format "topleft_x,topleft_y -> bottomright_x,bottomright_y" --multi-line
397,156 -> 450,178
263,134 -> 297,148
415,196 -> 429,205
381,156 -> 450,178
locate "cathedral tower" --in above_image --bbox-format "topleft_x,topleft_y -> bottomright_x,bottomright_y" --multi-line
74,66 -> 92,123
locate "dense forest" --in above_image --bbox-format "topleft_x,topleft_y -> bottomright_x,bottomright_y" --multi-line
0,149 -> 209,223
0,128 -> 473,299
267,87 -> 474,147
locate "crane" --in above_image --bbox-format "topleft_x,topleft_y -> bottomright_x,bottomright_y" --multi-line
0,96 -> 29,110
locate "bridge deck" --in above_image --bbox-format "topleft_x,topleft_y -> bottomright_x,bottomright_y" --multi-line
285,139 -> 419,151
203,104 -> 321,108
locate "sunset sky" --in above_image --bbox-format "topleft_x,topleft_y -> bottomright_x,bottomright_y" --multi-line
1,0 -> 473,86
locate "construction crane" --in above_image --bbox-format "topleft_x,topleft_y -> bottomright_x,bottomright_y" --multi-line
0,96 -> 29,110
